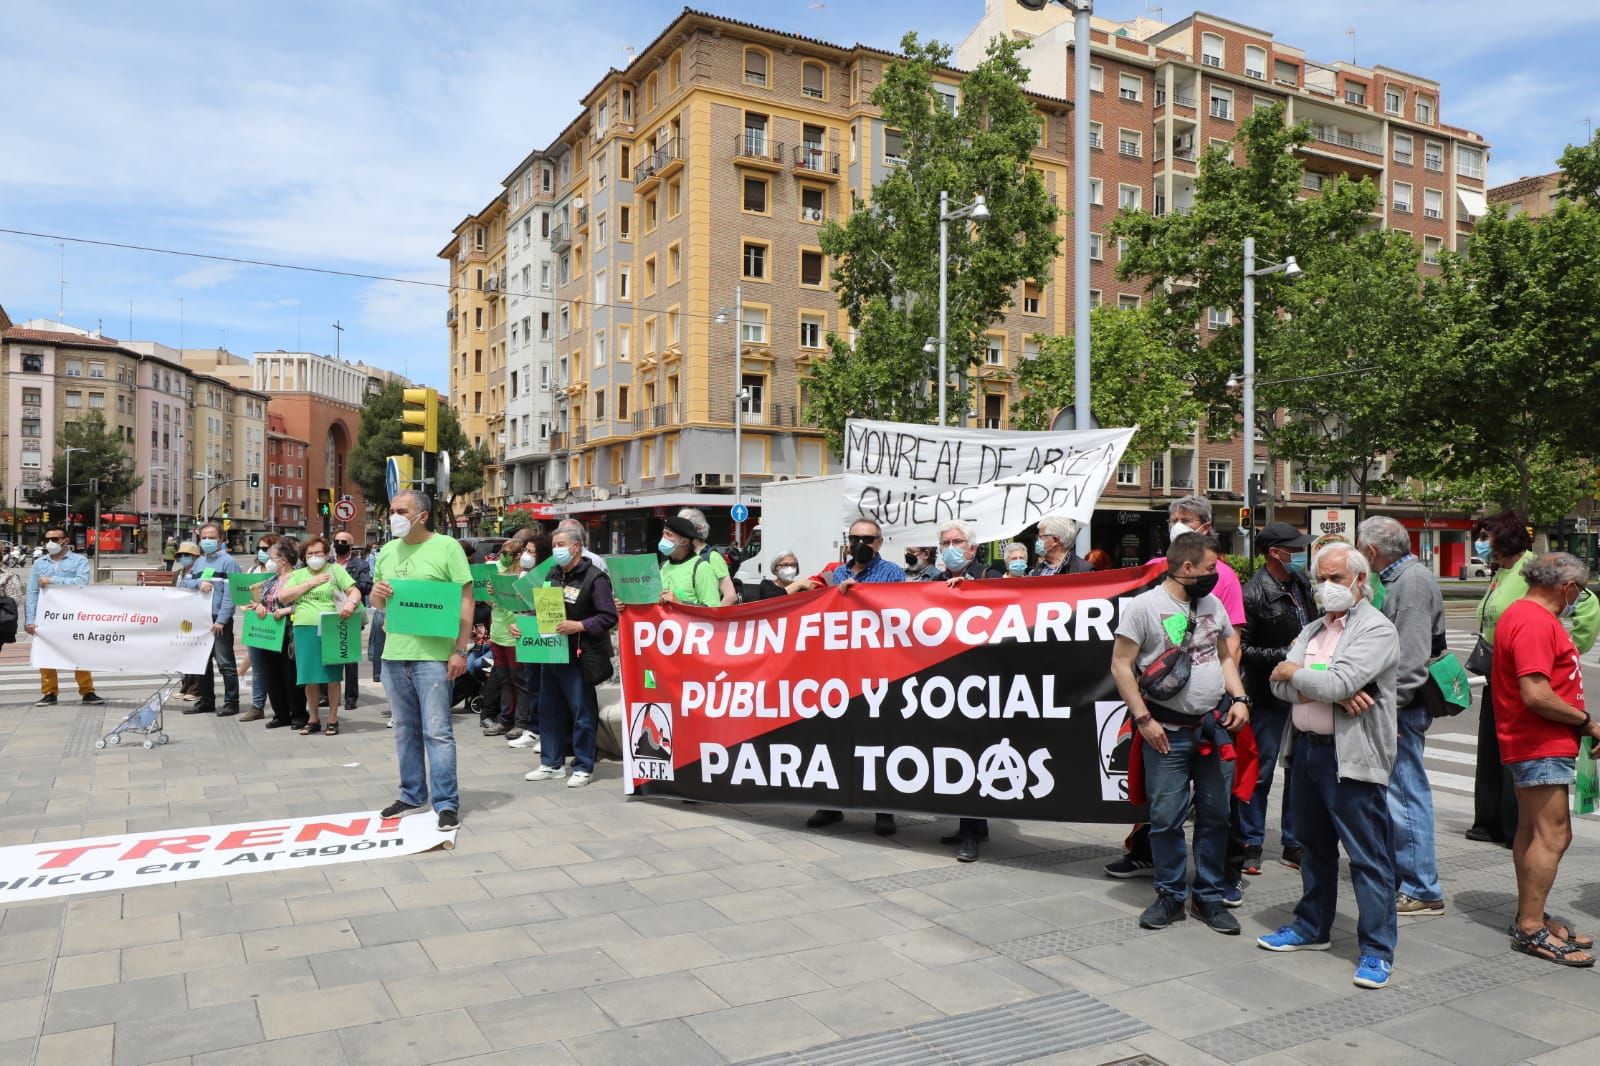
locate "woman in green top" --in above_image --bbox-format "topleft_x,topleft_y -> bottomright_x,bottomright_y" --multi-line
276,535 -> 362,735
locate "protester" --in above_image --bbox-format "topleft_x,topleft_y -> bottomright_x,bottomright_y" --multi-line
251,537 -> 308,731
1491,552 -> 1599,967
177,522 -> 242,717
333,532 -> 373,711
1357,515 -> 1448,916
523,525 -> 617,787
172,542 -> 205,702
1467,511 -> 1600,845
238,534 -> 281,723
1002,542 -> 1031,577
1239,521 -> 1319,875
1261,543 -> 1400,989
749,551 -> 801,600
1086,548 -> 1115,572
163,537 -> 178,570
275,536 -> 361,736
508,531 -> 551,749
371,490 -> 474,830
677,507 -> 737,605
1031,516 -> 1093,576
482,531 -> 533,738
659,516 -> 723,607
921,520 -> 1004,583
903,547 -> 935,580
0,555 -> 21,653
555,519 -> 609,574
23,526 -> 103,706
1110,532 -> 1250,935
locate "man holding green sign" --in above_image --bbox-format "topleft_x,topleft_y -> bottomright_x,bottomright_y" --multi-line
371,490 -> 474,831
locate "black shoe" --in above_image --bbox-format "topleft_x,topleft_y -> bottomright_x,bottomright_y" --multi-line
1464,826 -> 1506,844
217,707 -> 239,718
874,813 -> 897,836
343,700 -> 357,711
1105,855 -> 1156,879
1192,899 -> 1242,935
1139,894 -> 1187,930
318,698 -> 330,709
1281,846 -> 1303,871
183,705 -> 214,715
956,836 -> 980,863
265,719 -> 292,729
34,694 -> 58,706
1242,844 -> 1264,876
380,800 -> 424,818
483,722 -> 509,737
80,692 -> 106,705
437,809 -> 459,831
940,828 -> 990,844
806,809 -> 844,829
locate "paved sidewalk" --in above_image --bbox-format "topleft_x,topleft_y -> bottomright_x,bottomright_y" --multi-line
2,685 -> 1599,1066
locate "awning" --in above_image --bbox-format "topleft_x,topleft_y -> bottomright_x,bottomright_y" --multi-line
1457,187 -> 1489,221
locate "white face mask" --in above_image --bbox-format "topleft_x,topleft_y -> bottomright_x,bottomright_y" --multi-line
1317,579 -> 1355,613
306,555 -> 327,571
389,513 -> 413,539
45,540 -> 64,556
520,552 -> 536,570
1169,521 -> 1195,541
775,565 -> 798,582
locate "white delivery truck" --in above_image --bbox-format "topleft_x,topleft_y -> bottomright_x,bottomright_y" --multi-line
735,474 -> 847,587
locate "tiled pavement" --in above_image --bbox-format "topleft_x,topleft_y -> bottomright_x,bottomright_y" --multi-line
2,683 -> 1599,1066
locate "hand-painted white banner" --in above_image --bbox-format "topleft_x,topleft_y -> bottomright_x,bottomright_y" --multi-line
29,585 -> 215,674
841,419 -> 1135,549
0,811 -> 456,903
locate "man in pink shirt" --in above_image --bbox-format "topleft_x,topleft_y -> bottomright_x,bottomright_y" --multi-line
1105,495 -> 1248,881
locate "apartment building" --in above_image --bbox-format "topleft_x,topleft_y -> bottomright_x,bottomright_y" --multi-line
500,149 -> 561,503
1488,171 -> 1565,219
266,411 -> 310,535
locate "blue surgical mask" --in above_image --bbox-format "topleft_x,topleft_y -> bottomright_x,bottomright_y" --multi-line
1474,539 -> 1491,559
199,538 -> 218,554
257,549 -> 270,564
941,546 -> 967,571
1287,553 -> 1308,573
552,546 -> 574,567
1034,538 -> 1046,556
1007,558 -> 1028,576
177,556 -> 195,569
658,538 -> 677,556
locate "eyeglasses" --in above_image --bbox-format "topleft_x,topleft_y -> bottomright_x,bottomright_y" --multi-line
847,534 -> 878,545
938,538 -> 969,548
44,536 -> 64,543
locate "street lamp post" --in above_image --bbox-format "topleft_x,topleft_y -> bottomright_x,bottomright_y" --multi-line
937,191 -> 990,426
714,287 -> 750,548
1241,235 -> 1302,554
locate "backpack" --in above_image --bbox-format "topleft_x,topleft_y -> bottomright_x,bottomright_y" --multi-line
0,594 -> 17,645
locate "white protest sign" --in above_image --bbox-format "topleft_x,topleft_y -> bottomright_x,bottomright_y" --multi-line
30,585 -> 216,674
841,419 -> 1135,549
0,811 -> 455,903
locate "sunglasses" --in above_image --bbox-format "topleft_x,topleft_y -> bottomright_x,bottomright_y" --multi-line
44,536 -> 64,543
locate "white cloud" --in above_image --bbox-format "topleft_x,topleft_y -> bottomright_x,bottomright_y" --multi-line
174,263 -> 240,289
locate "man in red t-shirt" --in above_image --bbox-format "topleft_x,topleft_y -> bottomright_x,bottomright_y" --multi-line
1492,552 -> 1600,967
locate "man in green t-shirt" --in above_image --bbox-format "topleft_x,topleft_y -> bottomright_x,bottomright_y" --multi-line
370,490 -> 474,831
659,516 -> 722,607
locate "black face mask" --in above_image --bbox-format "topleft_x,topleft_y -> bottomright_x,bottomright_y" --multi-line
1171,570 -> 1220,602
905,552 -> 918,567
849,537 -> 876,567
334,543 -> 352,555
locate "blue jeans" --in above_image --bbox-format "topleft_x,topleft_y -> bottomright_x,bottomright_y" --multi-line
1389,705 -> 1442,901
368,610 -> 386,682
248,645 -> 268,711
1289,738 -> 1397,962
387,659 -> 459,813
1145,727 -> 1235,904
539,662 -> 598,774
1240,703 -> 1296,849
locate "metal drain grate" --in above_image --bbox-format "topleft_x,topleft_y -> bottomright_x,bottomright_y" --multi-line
741,989 -> 1148,1066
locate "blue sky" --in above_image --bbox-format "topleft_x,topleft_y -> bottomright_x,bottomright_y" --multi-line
3,1 -> 1595,392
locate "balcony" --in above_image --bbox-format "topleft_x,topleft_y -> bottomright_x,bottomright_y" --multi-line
630,402 -> 680,431
574,426 -> 587,446
550,222 -> 572,251
549,431 -> 566,452
792,144 -> 840,180
576,206 -> 590,233
727,402 -> 798,427
1308,126 -> 1381,156
633,137 -> 682,193
734,133 -> 785,172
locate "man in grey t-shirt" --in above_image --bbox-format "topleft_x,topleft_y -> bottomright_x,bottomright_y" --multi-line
1111,533 -> 1252,936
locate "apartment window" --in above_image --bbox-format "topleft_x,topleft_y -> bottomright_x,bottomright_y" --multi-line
800,250 -> 825,287
644,194 -> 657,231
1344,80 -> 1366,106
621,88 -> 633,121
1089,122 -> 1103,150
617,385 -> 630,422
934,84 -> 959,114
540,311 -> 551,339
1274,59 -> 1298,86
88,361 -> 106,378
1423,235 -> 1443,265
1201,33 -> 1224,68
23,388 -> 40,405
1117,294 -> 1140,310
1154,190 -> 1166,216
594,331 -> 607,368
594,390 -> 606,420
540,211 -> 551,238
670,51 -> 682,90
1089,233 -> 1104,260
1415,94 -> 1434,124
541,165 -> 553,192
802,60 -> 826,99
644,256 -> 657,294
744,47 -> 769,87
741,307 -> 768,345
618,266 -> 631,300
743,175 -> 768,213
667,309 -> 680,346
1392,181 -> 1412,213
1117,129 -> 1141,157
1207,306 -> 1230,329
1023,282 -> 1041,314
21,418 -> 40,436
1209,87 -> 1233,121
1088,65 -> 1103,93
643,318 -> 657,354
1424,141 -> 1444,172
668,244 -> 681,284
1117,73 -> 1141,102
742,241 -> 768,280
1394,133 -> 1413,166
65,359 -> 82,377
1088,289 -> 1102,308
1458,146 -> 1484,179
540,365 -> 550,390
667,178 -> 681,218
801,185 -> 826,223
743,113 -> 768,155
594,269 -> 607,306
883,127 -> 906,164
740,374 -> 765,418
1089,177 -> 1103,206
1118,183 -> 1141,210
618,323 -> 632,361
1384,86 -> 1403,115
799,313 -> 825,349
985,337 -> 1003,366
1244,45 -> 1267,80
1207,459 -> 1232,492
596,215 -> 608,247
558,253 -> 570,285
1116,461 -> 1139,486
1423,188 -> 1443,219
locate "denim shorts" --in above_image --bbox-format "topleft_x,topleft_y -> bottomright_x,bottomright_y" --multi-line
1508,756 -> 1577,789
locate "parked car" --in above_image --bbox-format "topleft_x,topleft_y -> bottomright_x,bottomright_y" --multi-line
1459,557 -> 1492,580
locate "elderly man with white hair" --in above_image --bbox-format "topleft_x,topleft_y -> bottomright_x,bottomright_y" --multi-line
921,520 -> 1004,583
1262,541 -> 1400,990
556,519 -> 608,574
1030,516 -> 1092,576
1357,515 -> 1447,916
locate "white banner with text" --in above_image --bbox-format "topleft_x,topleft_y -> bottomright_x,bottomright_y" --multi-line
29,585 -> 216,674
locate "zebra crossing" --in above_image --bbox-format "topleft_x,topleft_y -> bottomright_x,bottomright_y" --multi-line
0,661 -> 178,705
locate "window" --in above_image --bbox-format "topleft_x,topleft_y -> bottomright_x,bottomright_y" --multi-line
1089,122 -> 1103,150
741,307 -> 767,345
740,374 -> 765,417
668,244 -> 681,284
802,61 -> 826,99
1205,459 -> 1231,492
883,127 -> 906,164
1423,236 -> 1443,265
1274,59 -> 1298,86
1458,146 -> 1484,179
1023,338 -> 1040,361
1089,177 -> 1103,206
1423,141 -> 1444,172
1244,45 -> 1267,80
644,256 -> 657,294
64,390 -> 82,408
21,418 -> 40,437
742,175 -> 768,213
88,361 -> 106,379
667,178 -> 681,218
1394,133 -> 1413,166
985,337 -> 1003,366
1023,282 -> 1041,314
799,313 -> 825,349
618,266 -> 631,300
1088,65 -> 1103,93
618,385 -> 630,421
743,113 -> 768,155
801,185 -> 826,223
1089,233 -> 1104,260
596,214 -> 608,247
540,312 -> 551,339
1384,86 -> 1403,115
1117,129 -> 1141,157
1154,190 -> 1166,216
1116,461 -> 1139,486
619,323 -> 632,360
1344,80 -> 1366,106
1118,183 -> 1141,210
1423,188 -> 1443,219
800,250 -> 825,287
742,241 -> 768,280
934,84 -> 959,114
594,331 -> 607,368
1201,33 -> 1224,68
1209,86 -> 1233,121
743,47 -> 769,87
1415,95 -> 1434,124
594,268 -> 607,305
1392,180 -> 1412,213
1118,73 -> 1141,102
1117,294 -> 1141,310
594,390 -> 606,420
1207,306 -> 1230,329
65,359 -> 82,377
22,387 -> 40,405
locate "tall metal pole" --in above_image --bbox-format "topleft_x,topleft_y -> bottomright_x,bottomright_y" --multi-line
63,448 -> 72,535
1242,236 -> 1257,558
733,283 -> 744,548
1072,0 -> 1094,557
938,190 -> 950,427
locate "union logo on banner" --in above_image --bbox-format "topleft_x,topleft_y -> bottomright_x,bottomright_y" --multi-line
1094,701 -> 1133,801
630,702 -> 675,781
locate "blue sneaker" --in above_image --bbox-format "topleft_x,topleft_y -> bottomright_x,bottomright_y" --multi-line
1221,880 -> 1244,909
1256,925 -> 1332,952
1353,955 -> 1392,989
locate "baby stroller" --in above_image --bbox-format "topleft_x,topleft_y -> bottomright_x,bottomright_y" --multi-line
451,627 -> 493,716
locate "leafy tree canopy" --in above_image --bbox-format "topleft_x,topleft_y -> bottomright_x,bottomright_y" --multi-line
25,412 -> 142,522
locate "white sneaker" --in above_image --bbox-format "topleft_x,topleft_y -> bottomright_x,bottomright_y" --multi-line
524,765 -> 567,782
566,771 -> 593,788
507,732 -> 540,750
386,717 -> 395,728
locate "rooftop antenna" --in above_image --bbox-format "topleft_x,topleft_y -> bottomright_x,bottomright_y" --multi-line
332,319 -> 344,360
1345,26 -> 1356,64
57,242 -> 66,319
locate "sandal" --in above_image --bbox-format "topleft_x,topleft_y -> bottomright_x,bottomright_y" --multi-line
1510,924 -> 1595,967
300,722 -> 322,735
1545,913 -> 1594,951
324,721 -> 339,737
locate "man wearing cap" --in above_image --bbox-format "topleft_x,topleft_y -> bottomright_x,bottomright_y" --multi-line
1239,521 -> 1320,875
659,516 -> 722,607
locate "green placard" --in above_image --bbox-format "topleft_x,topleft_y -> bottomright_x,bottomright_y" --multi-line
241,610 -> 285,651
489,576 -> 530,613
386,579 -> 463,638
533,587 -> 567,634
470,563 -> 498,602
512,566 -> 553,610
606,554 -> 663,605
201,567 -> 216,580
228,572 -> 273,606
318,606 -> 365,665
515,631 -> 570,664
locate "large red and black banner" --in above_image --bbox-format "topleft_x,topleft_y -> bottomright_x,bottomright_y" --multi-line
620,563 -> 1163,822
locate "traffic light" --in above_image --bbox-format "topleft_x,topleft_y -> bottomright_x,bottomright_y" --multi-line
42,510 -> 50,526
317,488 -> 332,516
249,472 -> 261,489
401,387 -> 440,453
1238,506 -> 1252,530
220,501 -> 230,519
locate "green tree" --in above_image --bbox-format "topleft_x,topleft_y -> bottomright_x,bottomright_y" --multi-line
1013,307 -> 1203,461
1557,131 -> 1600,207
347,381 -> 483,526
25,412 -> 142,521
807,32 -> 1060,447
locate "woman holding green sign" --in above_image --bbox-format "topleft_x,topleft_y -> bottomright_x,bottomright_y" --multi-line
276,536 -> 362,736
482,531 -> 534,739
